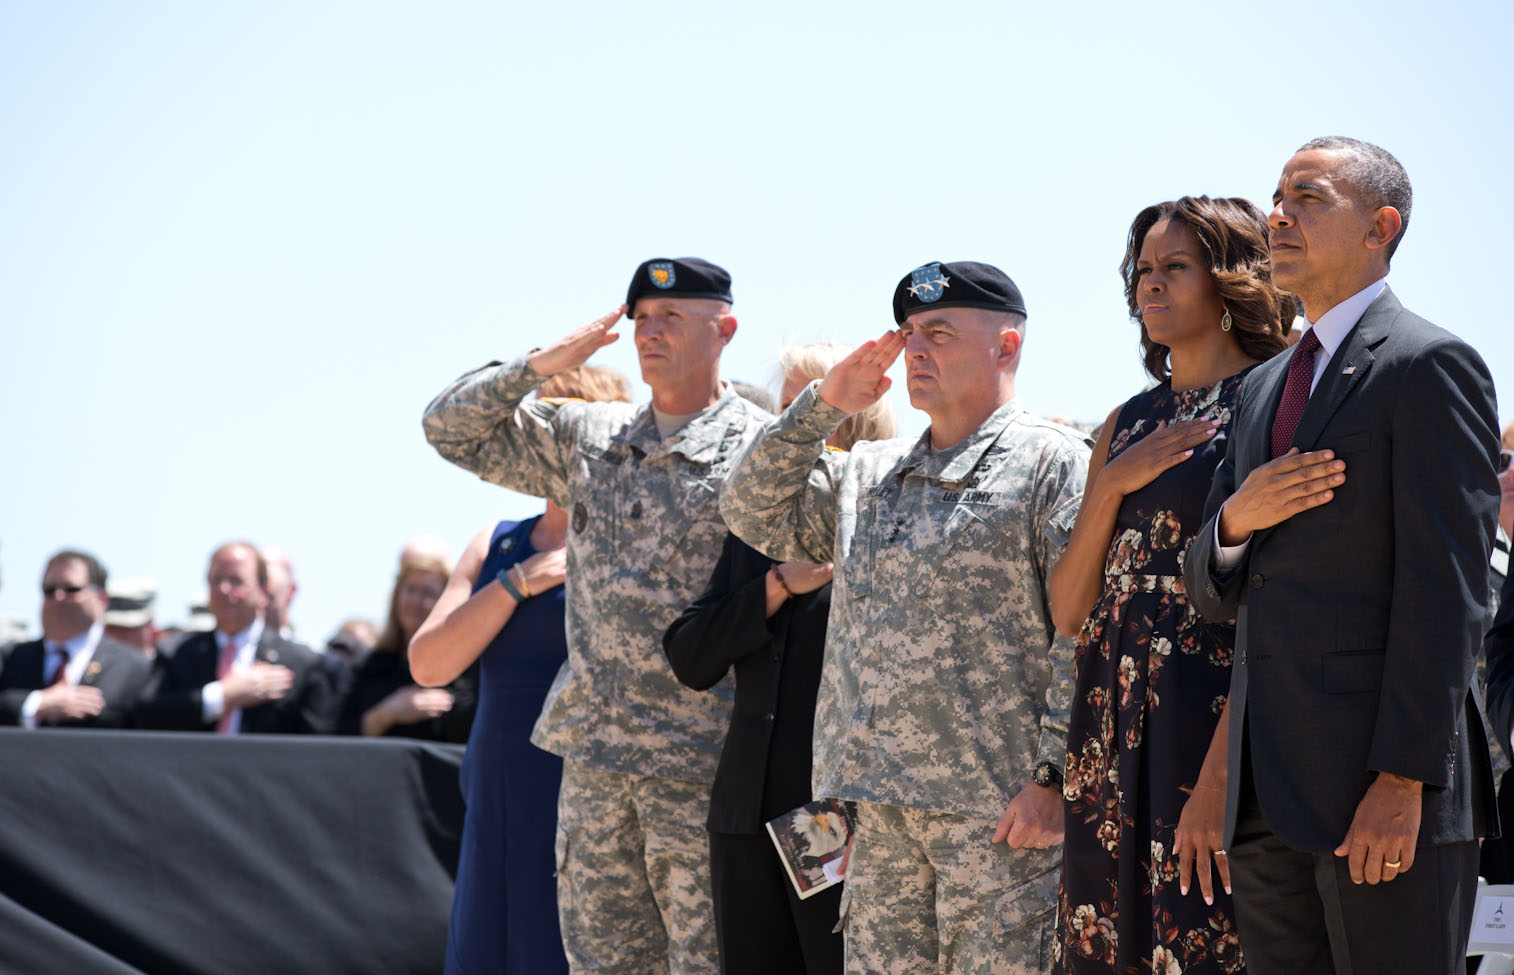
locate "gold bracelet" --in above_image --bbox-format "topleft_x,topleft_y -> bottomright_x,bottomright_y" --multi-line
513,565 -> 533,599
772,564 -> 796,599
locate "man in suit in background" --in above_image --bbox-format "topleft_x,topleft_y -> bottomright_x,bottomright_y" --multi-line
1186,136 -> 1501,974
139,541 -> 332,734
0,549 -> 154,728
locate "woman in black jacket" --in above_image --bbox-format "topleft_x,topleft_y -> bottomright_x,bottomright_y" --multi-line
664,344 -> 896,975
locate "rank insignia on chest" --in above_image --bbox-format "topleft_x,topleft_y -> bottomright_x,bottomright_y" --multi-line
572,502 -> 588,534
648,262 -> 676,289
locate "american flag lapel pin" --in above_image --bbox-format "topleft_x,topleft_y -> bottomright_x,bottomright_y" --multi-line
1342,365 -> 1357,375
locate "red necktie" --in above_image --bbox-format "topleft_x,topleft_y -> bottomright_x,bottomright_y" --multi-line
1270,328 -> 1323,460
48,647 -> 71,687
216,638 -> 237,735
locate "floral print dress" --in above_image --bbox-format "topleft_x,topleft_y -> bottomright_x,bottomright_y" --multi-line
1054,372 -> 1250,975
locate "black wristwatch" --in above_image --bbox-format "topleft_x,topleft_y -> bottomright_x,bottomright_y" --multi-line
1031,761 -> 1064,789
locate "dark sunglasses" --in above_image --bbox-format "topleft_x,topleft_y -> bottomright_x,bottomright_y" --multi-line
42,584 -> 92,598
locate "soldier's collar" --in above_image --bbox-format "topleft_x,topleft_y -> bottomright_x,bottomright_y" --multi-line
899,399 -> 1025,483
613,385 -> 755,463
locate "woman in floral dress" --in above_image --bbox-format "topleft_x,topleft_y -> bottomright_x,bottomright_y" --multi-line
1048,196 -> 1294,975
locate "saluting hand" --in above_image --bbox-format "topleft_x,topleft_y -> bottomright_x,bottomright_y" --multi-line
817,330 -> 905,414
528,306 -> 625,377
1217,448 -> 1346,546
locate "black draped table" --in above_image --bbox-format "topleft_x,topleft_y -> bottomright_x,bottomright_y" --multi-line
0,729 -> 465,974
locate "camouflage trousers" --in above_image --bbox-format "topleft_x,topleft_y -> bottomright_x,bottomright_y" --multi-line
841,801 -> 1060,975
555,761 -> 719,974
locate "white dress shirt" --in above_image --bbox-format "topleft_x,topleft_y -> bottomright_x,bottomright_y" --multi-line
201,616 -> 265,732
1214,278 -> 1388,569
20,621 -> 105,729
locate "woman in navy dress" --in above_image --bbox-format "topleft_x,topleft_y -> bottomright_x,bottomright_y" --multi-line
410,365 -> 632,975
1047,197 -> 1293,975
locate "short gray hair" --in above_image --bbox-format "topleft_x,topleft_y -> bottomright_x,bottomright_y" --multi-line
1299,136 -> 1413,263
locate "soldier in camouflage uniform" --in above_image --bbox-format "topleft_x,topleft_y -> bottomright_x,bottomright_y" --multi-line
423,257 -> 770,974
720,262 -> 1090,975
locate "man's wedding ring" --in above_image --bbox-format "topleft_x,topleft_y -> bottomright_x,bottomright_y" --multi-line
1384,859 -> 1403,869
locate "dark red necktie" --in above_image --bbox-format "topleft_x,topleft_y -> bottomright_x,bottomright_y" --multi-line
48,647 -> 71,687
1270,328 -> 1323,459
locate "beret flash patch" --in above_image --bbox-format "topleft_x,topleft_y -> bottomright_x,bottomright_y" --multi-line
907,263 -> 950,303
648,262 -> 676,289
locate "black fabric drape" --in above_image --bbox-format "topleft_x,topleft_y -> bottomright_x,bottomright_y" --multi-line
0,729 -> 464,974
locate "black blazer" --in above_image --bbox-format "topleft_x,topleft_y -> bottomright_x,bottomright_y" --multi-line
334,649 -> 477,744
664,532 -> 831,834
0,635 -> 154,728
137,628 -> 334,734
1484,565 -> 1514,760
1186,286 -> 1501,852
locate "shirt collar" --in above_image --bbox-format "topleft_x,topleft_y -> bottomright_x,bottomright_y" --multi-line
51,621 -> 104,658
1300,278 -> 1387,362
217,616 -> 265,653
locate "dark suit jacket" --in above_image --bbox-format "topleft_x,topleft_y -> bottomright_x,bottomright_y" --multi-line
663,532 -> 831,834
137,628 -> 334,734
1484,563 -> 1514,760
1185,285 -> 1501,852
0,635 -> 154,728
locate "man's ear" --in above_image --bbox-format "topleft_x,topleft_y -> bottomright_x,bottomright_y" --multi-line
1365,206 -> 1403,254
1000,324 -> 1023,368
717,313 -> 738,344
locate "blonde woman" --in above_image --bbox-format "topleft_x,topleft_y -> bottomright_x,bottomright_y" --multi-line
663,344 -> 895,975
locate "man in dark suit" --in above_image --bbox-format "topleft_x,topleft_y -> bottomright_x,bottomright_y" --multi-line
138,541 -> 333,734
0,549 -> 154,728
1483,562 -> 1514,893
1185,137 -> 1501,974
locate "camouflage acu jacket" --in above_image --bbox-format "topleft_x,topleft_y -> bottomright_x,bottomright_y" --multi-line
423,355 -> 771,783
720,383 -> 1089,820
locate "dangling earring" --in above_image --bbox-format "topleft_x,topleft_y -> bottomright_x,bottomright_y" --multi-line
1220,310 -> 1233,332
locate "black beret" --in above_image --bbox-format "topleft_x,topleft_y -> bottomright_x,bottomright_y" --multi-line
625,257 -> 733,319
892,261 -> 1027,325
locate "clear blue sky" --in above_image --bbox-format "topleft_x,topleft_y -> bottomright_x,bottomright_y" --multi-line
3,0 -> 1510,642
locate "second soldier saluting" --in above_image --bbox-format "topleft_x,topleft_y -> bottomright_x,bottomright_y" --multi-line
721,262 -> 1089,975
